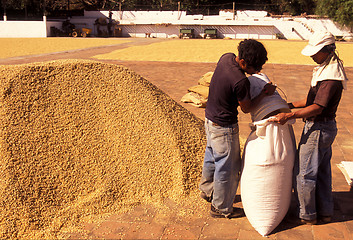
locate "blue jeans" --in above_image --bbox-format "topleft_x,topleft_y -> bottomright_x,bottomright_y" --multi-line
199,118 -> 241,215
294,120 -> 337,220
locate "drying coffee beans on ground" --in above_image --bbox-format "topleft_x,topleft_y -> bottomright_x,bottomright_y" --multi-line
0,59 -> 206,238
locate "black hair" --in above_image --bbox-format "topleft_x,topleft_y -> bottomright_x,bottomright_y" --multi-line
320,43 -> 336,53
238,39 -> 268,72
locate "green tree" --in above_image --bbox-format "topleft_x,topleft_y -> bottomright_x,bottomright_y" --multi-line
269,0 -> 316,15
316,0 -> 353,32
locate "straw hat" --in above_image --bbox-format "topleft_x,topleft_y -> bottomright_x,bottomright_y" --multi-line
301,31 -> 335,56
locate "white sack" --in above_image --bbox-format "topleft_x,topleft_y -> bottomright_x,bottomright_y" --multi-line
248,73 -> 289,121
241,118 -> 296,236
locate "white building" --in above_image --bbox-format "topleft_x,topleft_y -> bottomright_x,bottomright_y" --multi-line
1,10 -> 351,40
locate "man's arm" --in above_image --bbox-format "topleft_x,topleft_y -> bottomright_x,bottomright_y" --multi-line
288,99 -> 306,109
239,83 -> 277,113
269,103 -> 324,125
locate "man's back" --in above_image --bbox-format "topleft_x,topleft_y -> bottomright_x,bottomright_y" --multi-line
205,53 -> 250,126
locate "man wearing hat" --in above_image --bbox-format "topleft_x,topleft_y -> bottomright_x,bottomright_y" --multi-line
269,31 -> 348,224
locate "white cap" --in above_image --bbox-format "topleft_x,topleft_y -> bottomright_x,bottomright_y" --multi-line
301,31 -> 335,56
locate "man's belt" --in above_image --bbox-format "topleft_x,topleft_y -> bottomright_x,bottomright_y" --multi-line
304,116 -> 335,122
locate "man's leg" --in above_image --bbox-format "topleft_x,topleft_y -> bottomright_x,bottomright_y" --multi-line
199,119 -> 215,201
316,120 -> 337,218
211,123 -> 241,215
295,121 -> 320,221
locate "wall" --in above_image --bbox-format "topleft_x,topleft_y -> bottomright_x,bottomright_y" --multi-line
119,24 -> 277,39
0,20 -> 47,38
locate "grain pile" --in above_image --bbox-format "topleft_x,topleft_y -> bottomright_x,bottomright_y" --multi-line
0,60 -> 206,239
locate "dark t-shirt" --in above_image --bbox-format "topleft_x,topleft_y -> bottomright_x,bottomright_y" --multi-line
306,80 -> 343,119
205,53 -> 251,126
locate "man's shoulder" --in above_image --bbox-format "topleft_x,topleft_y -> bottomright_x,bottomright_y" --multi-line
220,52 -> 236,59
318,80 -> 344,93
319,80 -> 343,87
218,53 -> 239,69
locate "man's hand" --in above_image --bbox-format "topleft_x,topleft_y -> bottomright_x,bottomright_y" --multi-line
262,82 -> 276,95
268,112 -> 294,125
